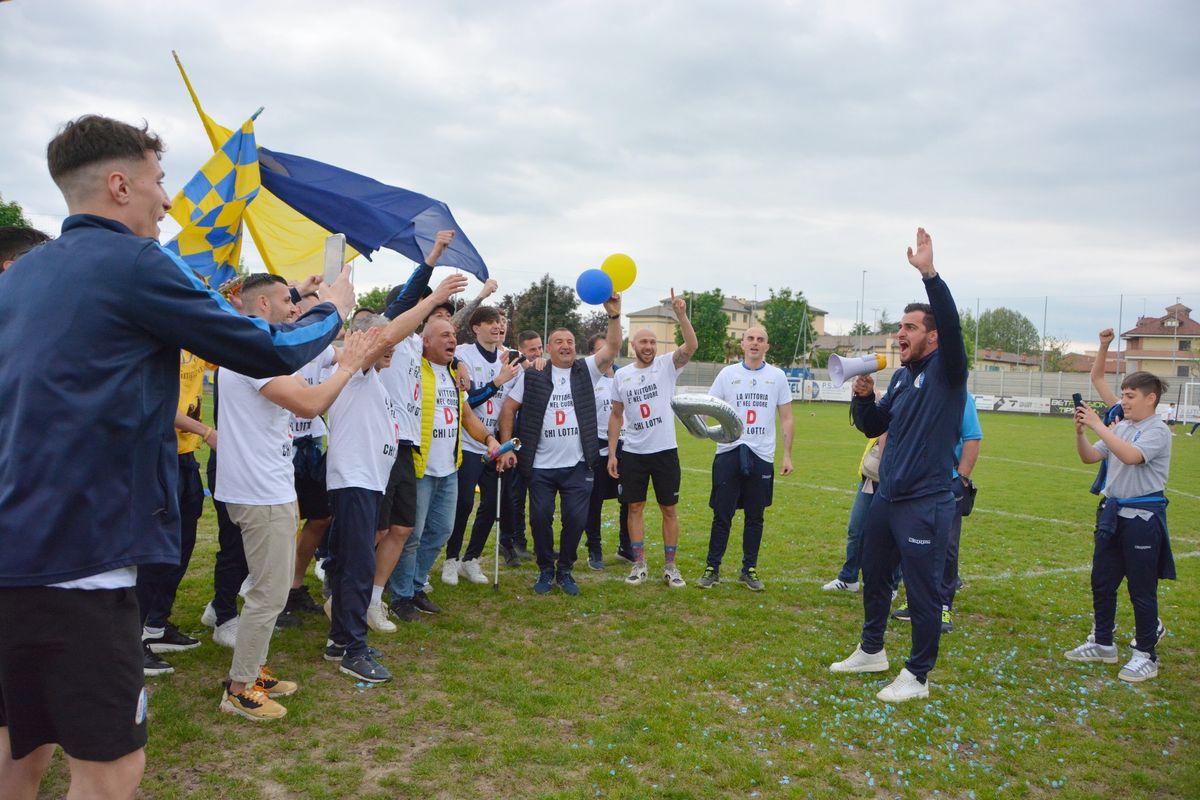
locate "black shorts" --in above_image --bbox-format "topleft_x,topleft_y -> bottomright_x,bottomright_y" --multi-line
293,437 -> 330,521
618,448 -> 681,506
0,586 -> 147,761
378,444 -> 417,530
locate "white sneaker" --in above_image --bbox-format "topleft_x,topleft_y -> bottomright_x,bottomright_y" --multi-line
877,668 -> 929,703
201,602 -> 217,628
663,564 -> 686,588
366,601 -> 397,633
441,558 -> 460,586
1119,649 -> 1159,683
1064,641 -> 1118,664
829,644 -> 889,673
459,558 -> 488,585
625,562 -> 648,585
213,617 -> 239,648
422,582 -> 433,595
822,578 -> 860,593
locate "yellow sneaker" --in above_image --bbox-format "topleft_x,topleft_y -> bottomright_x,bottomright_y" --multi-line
219,681 -> 287,721
255,665 -> 298,697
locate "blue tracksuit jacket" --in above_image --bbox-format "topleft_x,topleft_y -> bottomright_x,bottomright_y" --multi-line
850,274 -> 968,502
0,214 -> 344,586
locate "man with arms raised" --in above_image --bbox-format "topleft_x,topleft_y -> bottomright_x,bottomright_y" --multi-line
608,290 -> 697,587
696,326 -> 794,591
829,228 -> 968,703
0,115 -> 352,799
500,298 -> 623,595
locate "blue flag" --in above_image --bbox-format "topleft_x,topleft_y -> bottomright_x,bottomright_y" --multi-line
258,148 -> 488,281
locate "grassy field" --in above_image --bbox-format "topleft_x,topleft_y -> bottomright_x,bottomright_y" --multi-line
42,402 -> 1200,799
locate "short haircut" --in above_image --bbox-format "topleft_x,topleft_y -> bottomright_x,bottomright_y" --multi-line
240,272 -> 287,305
431,300 -> 455,318
351,307 -> 377,320
46,115 -> 165,195
549,327 -> 574,340
1122,371 -> 1167,404
469,305 -> 502,329
589,333 -> 606,352
350,313 -> 388,333
0,226 -> 51,264
518,330 -> 541,346
903,302 -> 936,332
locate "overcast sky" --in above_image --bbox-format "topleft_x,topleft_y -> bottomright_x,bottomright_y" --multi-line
2,0 -> 1197,350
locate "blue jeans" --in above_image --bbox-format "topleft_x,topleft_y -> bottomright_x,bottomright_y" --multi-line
387,472 -> 458,600
837,480 -> 874,583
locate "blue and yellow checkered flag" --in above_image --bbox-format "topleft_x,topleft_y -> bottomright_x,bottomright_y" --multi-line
166,111 -> 261,287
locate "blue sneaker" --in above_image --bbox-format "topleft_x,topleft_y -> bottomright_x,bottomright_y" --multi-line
555,569 -> 580,596
339,653 -> 392,683
533,568 -> 554,594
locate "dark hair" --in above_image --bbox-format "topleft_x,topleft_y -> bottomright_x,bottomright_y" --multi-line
0,226 -> 51,264
589,333 -> 606,352
351,307 -> 378,320
431,300 -> 455,318
47,115 -> 165,190
518,330 -> 541,345
903,302 -> 935,332
469,305 -> 502,329
1121,371 -> 1167,404
240,272 -> 287,304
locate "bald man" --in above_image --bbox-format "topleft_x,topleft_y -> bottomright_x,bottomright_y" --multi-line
607,290 -> 698,587
696,327 -> 794,591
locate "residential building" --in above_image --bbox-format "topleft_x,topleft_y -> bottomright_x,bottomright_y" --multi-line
1121,302 -> 1200,379
624,294 -> 827,359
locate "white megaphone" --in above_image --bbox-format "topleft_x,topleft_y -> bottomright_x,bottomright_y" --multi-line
829,353 -> 887,388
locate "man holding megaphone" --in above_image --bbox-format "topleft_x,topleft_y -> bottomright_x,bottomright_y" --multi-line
828,228 -> 969,704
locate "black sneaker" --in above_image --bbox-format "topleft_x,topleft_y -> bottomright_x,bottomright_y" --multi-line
411,590 -> 442,614
145,622 -> 201,653
324,640 -> 384,662
499,543 -> 521,567
285,586 -> 323,614
615,548 -> 636,564
273,610 -> 303,629
340,653 -> 392,683
587,551 -> 605,571
555,569 -> 580,596
143,642 -> 174,676
891,605 -> 911,622
513,544 -> 536,562
388,598 -> 426,623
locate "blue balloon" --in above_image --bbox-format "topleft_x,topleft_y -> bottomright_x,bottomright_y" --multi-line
576,269 -> 613,305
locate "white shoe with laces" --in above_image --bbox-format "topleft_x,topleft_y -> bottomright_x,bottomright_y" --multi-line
441,558 -> 460,586
663,564 -> 686,588
822,578 -> 860,593
877,668 -> 929,703
459,558 -> 488,585
201,602 -> 217,628
829,644 -> 889,673
625,562 -> 648,585
1064,641 -> 1118,664
366,601 -> 397,633
1119,649 -> 1158,683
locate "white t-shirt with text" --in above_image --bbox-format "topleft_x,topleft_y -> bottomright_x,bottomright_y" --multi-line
289,345 -> 336,440
610,353 -> 682,455
709,361 -> 792,463
425,363 -> 460,477
459,343 -> 518,455
379,334 -> 422,445
215,369 -> 296,506
509,359 -> 602,469
327,367 -> 399,492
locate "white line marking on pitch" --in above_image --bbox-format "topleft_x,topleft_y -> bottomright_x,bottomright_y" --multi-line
969,551 -> 1200,582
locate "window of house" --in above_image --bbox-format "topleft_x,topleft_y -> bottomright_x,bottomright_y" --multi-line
1180,339 -> 1191,351
1178,366 -> 1190,378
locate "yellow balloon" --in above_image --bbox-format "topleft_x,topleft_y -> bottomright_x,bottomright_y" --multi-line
601,253 -> 637,293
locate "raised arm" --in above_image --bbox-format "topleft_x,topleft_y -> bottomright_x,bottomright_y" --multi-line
451,277 -> 498,332
260,329 -> 374,418
383,229 -> 458,320
671,289 -> 698,369
593,294 -> 624,372
908,228 -> 967,387
1091,329 -> 1120,407
374,273 -> 468,356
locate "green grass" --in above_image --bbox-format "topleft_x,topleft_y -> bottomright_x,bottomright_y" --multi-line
40,404 -> 1200,798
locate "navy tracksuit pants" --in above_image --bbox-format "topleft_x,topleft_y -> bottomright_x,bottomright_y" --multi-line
326,487 -> 382,658
528,461 -> 593,571
706,446 -> 774,572
585,440 -> 629,556
447,454 -> 510,562
861,490 -> 955,681
1090,508 -> 1163,658
137,452 -> 204,628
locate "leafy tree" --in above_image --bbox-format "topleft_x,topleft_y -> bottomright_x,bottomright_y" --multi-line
356,286 -> 390,313
579,310 -> 611,348
674,289 -> 727,363
849,321 -> 872,337
723,334 -> 744,363
499,274 -> 582,344
760,287 -> 818,367
0,194 -> 31,228
1042,335 -> 1071,373
875,309 -> 900,335
959,308 -> 977,370
978,307 -> 1040,356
